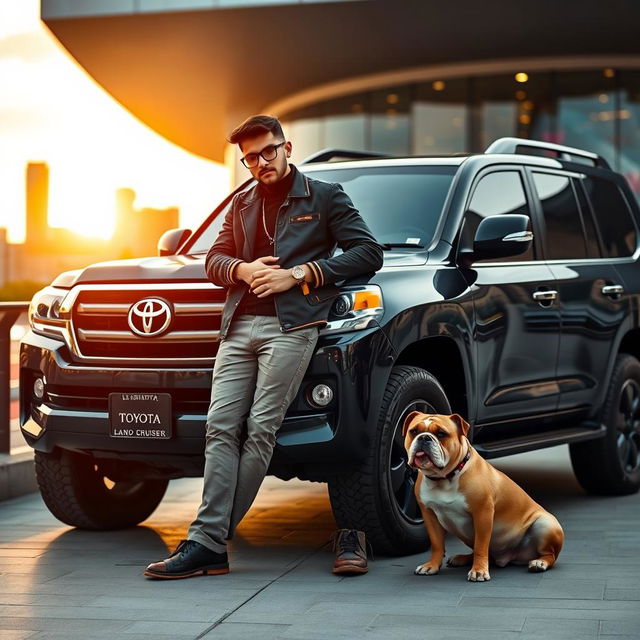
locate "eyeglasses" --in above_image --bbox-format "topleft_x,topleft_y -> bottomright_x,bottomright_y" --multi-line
240,141 -> 286,169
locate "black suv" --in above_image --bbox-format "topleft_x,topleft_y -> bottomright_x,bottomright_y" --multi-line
21,137 -> 640,554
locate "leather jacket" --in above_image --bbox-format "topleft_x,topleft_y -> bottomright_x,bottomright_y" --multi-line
205,166 -> 383,338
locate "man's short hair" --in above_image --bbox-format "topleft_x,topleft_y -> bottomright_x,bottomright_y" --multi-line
228,115 -> 284,147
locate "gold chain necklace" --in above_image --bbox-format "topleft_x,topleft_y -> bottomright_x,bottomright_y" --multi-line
262,198 -> 274,245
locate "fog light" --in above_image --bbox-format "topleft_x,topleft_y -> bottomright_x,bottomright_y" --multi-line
309,383 -> 333,407
33,378 -> 45,400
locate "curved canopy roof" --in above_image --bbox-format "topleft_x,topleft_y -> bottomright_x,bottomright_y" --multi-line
43,0 -> 640,162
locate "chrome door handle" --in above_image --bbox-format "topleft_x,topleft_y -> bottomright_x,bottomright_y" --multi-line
533,290 -> 558,301
602,284 -> 624,297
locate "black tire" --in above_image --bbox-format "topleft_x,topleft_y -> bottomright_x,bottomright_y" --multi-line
328,365 -> 451,555
34,449 -> 168,529
570,354 -> 640,495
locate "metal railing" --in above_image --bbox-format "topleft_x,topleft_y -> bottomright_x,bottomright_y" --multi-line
0,302 -> 29,454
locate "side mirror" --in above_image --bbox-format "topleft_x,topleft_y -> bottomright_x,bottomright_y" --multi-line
158,228 -> 192,256
472,214 -> 532,262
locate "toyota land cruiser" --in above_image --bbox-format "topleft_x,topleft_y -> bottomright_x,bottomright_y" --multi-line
21,137 -> 640,554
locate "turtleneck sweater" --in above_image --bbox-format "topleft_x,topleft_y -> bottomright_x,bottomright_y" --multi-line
236,166 -> 296,316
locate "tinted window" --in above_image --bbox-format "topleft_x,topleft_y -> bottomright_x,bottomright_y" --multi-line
582,177 -> 637,257
187,165 -> 457,253
462,170 -> 534,261
533,172 -> 587,260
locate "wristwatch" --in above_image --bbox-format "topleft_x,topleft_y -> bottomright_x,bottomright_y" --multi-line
291,265 -> 306,283
291,264 -> 310,295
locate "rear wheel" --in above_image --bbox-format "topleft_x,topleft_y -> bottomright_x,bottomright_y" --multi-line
570,354 -> 640,495
35,449 -> 168,529
328,365 -> 451,555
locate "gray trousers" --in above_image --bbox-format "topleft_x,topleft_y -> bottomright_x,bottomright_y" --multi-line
188,315 -> 319,553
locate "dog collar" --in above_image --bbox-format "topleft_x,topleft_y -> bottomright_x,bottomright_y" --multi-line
425,448 -> 471,482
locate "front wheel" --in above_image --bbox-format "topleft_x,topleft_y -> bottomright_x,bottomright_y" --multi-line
35,449 -> 168,529
328,365 -> 451,555
570,354 -> 640,495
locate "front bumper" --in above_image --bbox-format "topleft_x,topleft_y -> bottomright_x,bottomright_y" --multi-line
20,326 -> 394,478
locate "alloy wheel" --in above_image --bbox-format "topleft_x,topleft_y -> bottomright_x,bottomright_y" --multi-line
617,379 -> 640,473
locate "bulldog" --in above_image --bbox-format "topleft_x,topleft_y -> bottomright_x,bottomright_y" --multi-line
403,412 -> 564,582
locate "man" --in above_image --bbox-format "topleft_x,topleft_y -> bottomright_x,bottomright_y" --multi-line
144,115 -> 383,579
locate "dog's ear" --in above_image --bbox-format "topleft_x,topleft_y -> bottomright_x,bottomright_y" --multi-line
449,413 -> 470,437
402,411 -> 423,436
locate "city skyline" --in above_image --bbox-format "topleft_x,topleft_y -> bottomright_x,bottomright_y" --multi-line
0,160 -> 181,288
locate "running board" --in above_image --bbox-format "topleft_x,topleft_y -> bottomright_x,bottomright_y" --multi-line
473,425 -> 606,460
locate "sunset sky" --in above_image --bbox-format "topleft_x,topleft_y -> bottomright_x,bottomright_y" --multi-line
0,0 -> 229,243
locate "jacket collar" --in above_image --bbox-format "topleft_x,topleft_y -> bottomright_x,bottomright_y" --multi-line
287,165 -> 311,199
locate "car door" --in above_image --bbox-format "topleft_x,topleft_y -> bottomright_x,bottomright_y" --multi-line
459,167 -> 561,428
532,169 -> 632,414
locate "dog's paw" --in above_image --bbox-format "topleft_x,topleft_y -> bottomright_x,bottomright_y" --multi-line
528,559 -> 549,572
415,563 -> 440,576
447,553 -> 473,567
467,568 -> 491,582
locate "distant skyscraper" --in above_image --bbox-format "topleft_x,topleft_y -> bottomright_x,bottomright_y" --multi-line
114,187 -> 179,258
26,163 -> 49,249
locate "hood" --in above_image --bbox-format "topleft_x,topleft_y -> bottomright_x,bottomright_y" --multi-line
380,250 -> 428,267
51,249 -> 427,289
52,254 -> 207,288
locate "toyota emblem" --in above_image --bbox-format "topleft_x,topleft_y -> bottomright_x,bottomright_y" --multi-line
127,298 -> 172,337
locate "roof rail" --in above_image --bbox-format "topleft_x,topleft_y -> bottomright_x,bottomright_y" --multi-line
485,137 -> 611,170
300,148 -> 391,164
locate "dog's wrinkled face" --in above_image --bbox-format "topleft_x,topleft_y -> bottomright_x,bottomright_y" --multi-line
403,412 -> 469,473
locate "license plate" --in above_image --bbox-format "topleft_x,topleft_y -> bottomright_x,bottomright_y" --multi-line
108,392 -> 172,439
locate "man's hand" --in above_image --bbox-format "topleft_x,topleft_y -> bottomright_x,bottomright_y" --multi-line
235,256 -> 280,285
251,267 -> 298,298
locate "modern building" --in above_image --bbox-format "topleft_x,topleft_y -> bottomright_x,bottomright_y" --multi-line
41,0 -> 640,198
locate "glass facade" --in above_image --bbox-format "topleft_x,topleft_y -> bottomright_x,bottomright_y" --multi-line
282,67 -> 640,201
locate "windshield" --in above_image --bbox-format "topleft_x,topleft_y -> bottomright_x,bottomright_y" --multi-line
187,165 -> 456,254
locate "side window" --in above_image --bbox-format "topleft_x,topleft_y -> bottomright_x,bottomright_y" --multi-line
582,176 -> 637,257
462,170 -> 534,262
532,172 -> 587,260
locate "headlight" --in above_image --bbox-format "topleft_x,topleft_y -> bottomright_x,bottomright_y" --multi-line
323,285 -> 383,333
28,286 -> 68,340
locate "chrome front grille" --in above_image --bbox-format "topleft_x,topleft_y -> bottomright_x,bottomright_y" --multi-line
68,284 -> 225,362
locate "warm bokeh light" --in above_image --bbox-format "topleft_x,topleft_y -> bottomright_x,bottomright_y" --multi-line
514,72 -> 529,83
0,0 -> 230,243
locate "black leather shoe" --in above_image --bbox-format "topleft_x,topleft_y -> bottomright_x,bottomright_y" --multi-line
144,539 -> 229,579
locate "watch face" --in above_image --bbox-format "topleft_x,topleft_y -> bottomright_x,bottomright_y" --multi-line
292,266 -> 305,280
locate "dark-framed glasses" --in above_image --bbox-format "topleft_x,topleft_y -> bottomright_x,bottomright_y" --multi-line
240,141 -> 286,168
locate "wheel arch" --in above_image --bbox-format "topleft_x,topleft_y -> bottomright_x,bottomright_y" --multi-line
394,335 -> 471,421
618,328 -> 640,362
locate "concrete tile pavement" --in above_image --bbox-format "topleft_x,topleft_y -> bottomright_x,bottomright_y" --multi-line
0,445 -> 638,639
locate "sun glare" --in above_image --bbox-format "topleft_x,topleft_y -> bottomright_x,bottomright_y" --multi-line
0,0 -> 230,244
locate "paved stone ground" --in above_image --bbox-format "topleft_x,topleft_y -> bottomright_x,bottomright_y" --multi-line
0,445 -> 639,640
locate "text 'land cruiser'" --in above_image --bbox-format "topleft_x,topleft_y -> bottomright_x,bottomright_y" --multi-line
21,138 -> 640,554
